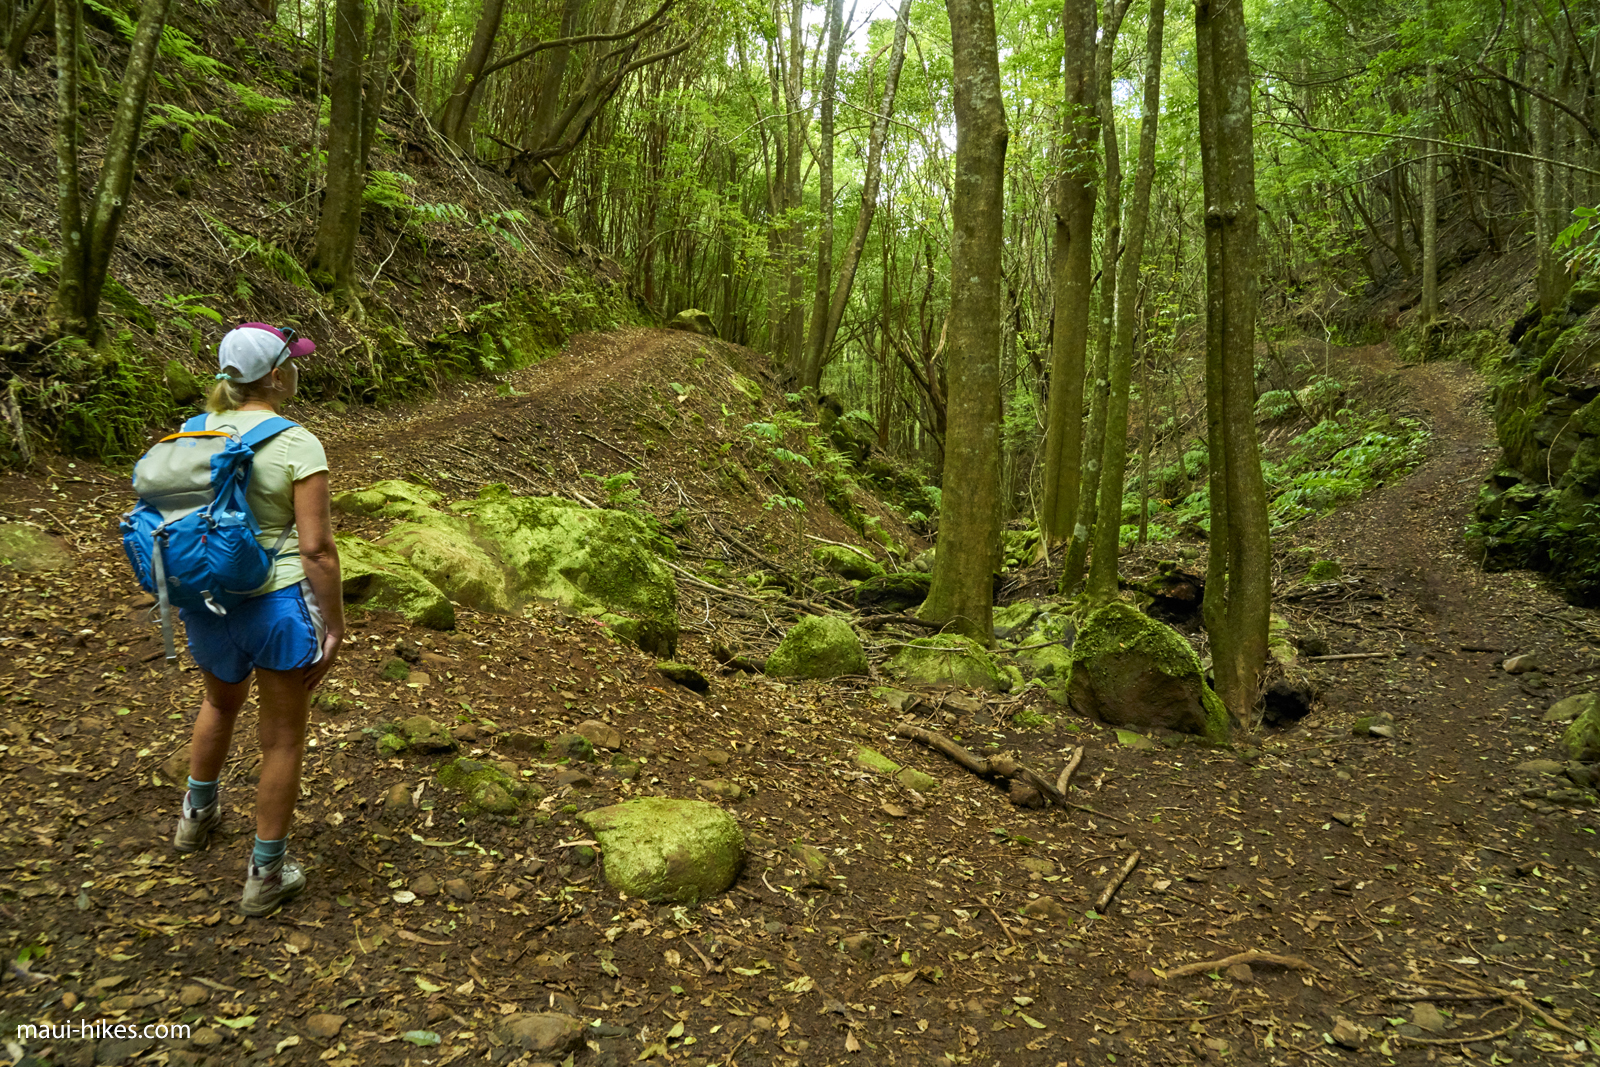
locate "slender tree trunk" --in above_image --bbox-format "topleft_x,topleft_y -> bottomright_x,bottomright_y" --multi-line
50,0 -> 83,333
1060,0 -> 1127,593
1137,344 -> 1152,545
1531,36 -> 1566,313
1197,0 -> 1269,723
919,0 -> 1007,641
436,0 -> 506,147
313,0 -> 367,298
4,0 -> 50,71
1388,158 -> 1415,275
799,0 -> 845,395
780,0 -> 806,381
1039,0 -> 1099,549
1088,0 -> 1165,606
1419,48 -> 1439,356
360,0 -> 395,172
527,0 -> 585,151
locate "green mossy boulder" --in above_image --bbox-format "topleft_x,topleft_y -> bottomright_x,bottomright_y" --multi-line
164,360 -> 204,405
378,715 -> 458,756
992,602 -> 1042,640
0,524 -> 74,572
379,520 -> 513,615
578,798 -> 744,904
854,571 -> 931,612
667,309 -> 718,337
811,544 -> 885,581
766,615 -> 868,678
1067,603 -> 1230,743
337,534 -> 456,630
1307,560 -> 1342,581
437,757 -> 529,815
332,479 -> 445,521
1563,704 -> 1600,763
657,661 -> 711,692
885,635 -> 1007,692
453,485 -> 679,655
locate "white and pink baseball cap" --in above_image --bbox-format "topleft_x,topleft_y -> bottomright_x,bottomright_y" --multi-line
216,323 -> 317,383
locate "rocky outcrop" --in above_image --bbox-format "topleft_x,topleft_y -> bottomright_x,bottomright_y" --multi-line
885,635 -> 1008,692
1066,603 -> 1230,743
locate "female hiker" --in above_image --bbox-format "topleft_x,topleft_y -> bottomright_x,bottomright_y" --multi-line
171,323 -> 343,917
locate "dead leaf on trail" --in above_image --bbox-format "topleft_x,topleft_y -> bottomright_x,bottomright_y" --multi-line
845,1030 -> 861,1052
881,802 -> 907,818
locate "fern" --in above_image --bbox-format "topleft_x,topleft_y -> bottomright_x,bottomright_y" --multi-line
146,104 -> 233,152
202,212 -> 312,289
230,83 -> 292,117
364,170 -> 417,210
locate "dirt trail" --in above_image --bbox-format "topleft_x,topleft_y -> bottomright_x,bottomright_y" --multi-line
2,336 -> 1599,1067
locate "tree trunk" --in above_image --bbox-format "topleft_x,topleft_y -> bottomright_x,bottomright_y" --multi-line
814,0 -> 910,396
436,0 -> 506,147
50,0 -> 83,334
527,0 -> 586,151
1419,43 -> 1439,356
779,0 -> 806,382
1087,0 -> 1165,606
1060,0 -> 1127,593
313,0 -> 367,298
1039,0 -> 1099,550
798,0 -> 846,395
919,0 -> 1007,642
1196,0 -> 1269,722
4,0 -> 51,71
360,0 -> 395,172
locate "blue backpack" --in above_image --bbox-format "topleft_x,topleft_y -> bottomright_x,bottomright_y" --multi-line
121,413 -> 299,662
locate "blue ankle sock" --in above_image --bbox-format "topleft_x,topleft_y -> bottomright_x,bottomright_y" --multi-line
252,836 -> 287,869
187,778 -> 218,809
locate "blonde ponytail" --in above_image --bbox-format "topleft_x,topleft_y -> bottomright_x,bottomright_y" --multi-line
205,377 -> 246,414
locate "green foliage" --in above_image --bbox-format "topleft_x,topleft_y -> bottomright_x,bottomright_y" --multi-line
1472,498 -> 1600,604
202,212 -> 312,289
145,104 -> 234,152
585,470 -> 644,510
1555,205 -> 1600,274
364,170 -> 418,210
229,83 -> 293,117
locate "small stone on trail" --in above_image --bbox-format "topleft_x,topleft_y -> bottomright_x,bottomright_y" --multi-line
190,1027 -> 223,1048
1516,759 -> 1567,774
410,874 -> 440,897
1411,1002 -> 1448,1033
1329,1018 -> 1365,1049
696,778 -> 742,801
695,749 -> 732,767
406,671 -> 430,686
577,719 -> 622,750
178,984 -> 209,1007
880,802 -> 907,818
444,878 -> 473,902
1503,653 -> 1539,674
498,1012 -> 586,1054
162,744 -> 191,785
554,768 -> 593,788
1545,694 -> 1597,722
895,767 -> 938,792
656,661 -> 710,693
1331,812 -> 1359,827
841,932 -> 876,960
1127,967 -> 1158,988
384,782 -> 413,810
1019,858 -> 1055,877
451,723 -> 478,742
1368,724 -> 1396,739
1008,780 -> 1045,808
306,1013 -> 346,1040
1226,963 -> 1254,983
1021,896 -> 1070,924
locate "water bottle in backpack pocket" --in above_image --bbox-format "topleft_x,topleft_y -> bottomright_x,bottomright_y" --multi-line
121,414 -> 298,662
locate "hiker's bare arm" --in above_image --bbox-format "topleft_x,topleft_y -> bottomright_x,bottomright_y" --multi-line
295,471 -> 344,690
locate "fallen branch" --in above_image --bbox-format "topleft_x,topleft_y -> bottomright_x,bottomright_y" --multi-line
1093,849 -> 1141,913
1306,652 -> 1392,662
1057,747 -> 1084,795
890,722 -> 1065,807
1435,964 -> 1580,1037
1161,950 -> 1317,980
804,533 -> 877,560
856,613 -> 945,630
1391,1010 -> 1522,1045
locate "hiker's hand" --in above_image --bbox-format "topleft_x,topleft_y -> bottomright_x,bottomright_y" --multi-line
305,630 -> 343,692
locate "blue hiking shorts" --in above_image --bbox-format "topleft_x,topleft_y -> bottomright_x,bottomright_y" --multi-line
181,581 -> 325,684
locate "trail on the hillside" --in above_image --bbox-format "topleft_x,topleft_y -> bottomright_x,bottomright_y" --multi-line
1,333 -> 1599,1067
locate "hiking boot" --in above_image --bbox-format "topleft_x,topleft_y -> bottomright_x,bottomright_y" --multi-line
240,856 -> 307,917
172,792 -> 222,853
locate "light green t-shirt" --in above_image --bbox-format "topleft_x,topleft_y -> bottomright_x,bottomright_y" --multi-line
204,410 -> 329,593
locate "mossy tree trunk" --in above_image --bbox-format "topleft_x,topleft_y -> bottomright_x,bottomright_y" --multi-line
919,0 -> 1007,642
1196,0 -> 1270,721
1060,0 -> 1127,594
1039,0 -> 1098,552
313,0 -> 368,300
798,0 -> 844,396
1087,0 -> 1165,607
50,0 -> 173,339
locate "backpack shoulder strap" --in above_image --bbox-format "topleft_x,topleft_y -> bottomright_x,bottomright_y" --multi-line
238,416 -> 300,450
181,414 -> 209,433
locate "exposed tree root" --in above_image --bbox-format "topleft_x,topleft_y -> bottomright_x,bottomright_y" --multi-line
1161,950 -> 1317,980
889,722 -> 1066,807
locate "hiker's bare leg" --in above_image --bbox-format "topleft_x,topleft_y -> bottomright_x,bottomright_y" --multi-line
253,667 -> 311,842
189,671 -> 252,783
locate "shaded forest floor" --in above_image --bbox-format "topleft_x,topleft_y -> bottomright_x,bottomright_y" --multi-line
2,330 -> 1600,1067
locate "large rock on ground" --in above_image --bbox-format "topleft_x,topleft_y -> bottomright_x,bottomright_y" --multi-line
578,798 -> 743,904
854,572 -> 931,612
1067,603 -> 1229,743
436,756 -> 532,815
666,309 -> 718,337
0,524 -> 74,572
336,535 -> 455,630
812,544 -> 884,582
332,479 -> 444,521
886,635 -> 1008,692
1563,703 -> 1600,762
379,520 -> 512,615
766,615 -> 868,678
497,1013 -> 586,1055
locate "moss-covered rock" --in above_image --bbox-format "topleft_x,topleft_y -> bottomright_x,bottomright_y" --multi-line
811,543 -> 885,581
164,360 -> 203,405
886,635 -> 1007,692
0,524 -> 74,572
378,715 -> 458,756
667,309 -> 718,337
1563,703 -> 1600,763
992,602 -> 1042,640
454,485 -> 679,655
332,479 -> 445,521
1306,560 -> 1342,581
578,798 -> 744,904
657,661 -> 710,692
337,534 -> 456,630
766,615 -> 868,678
1067,603 -> 1229,743
855,571 -> 931,612
379,520 -> 512,615
437,757 -> 530,815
